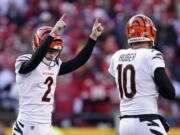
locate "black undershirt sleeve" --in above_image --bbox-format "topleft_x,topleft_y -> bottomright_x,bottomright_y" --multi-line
19,35 -> 54,74
58,38 -> 96,75
154,68 -> 175,99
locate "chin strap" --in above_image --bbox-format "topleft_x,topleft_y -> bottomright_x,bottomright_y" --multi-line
43,58 -> 52,65
43,49 -> 62,66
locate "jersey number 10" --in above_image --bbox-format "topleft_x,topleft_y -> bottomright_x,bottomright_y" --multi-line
117,64 -> 136,99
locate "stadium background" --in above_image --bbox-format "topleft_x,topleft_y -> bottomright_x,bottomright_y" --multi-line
0,0 -> 180,134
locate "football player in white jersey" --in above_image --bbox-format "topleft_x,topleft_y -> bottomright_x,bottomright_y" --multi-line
108,14 -> 175,135
12,14 -> 104,135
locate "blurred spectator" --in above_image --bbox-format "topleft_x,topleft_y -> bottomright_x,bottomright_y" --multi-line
0,65 -> 14,110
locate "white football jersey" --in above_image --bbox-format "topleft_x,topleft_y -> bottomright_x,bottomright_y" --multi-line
15,54 -> 62,123
108,48 -> 165,116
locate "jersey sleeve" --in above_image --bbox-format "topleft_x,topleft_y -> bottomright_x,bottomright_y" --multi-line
148,50 -> 165,77
15,54 -> 32,74
57,58 -> 62,75
58,38 -> 96,75
108,51 -> 119,77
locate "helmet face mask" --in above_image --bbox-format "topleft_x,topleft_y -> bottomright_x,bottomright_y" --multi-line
32,26 -> 63,52
45,48 -> 62,61
47,48 -> 60,54
126,14 -> 156,46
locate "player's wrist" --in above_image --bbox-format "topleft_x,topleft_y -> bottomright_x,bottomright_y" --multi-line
90,34 -> 97,41
49,31 -> 57,38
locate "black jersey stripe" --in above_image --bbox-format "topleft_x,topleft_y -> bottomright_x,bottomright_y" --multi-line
152,56 -> 164,60
20,55 -> 31,59
17,60 -> 29,63
155,53 -> 163,56
151,49 -> 156,52
17,56 -> 31,61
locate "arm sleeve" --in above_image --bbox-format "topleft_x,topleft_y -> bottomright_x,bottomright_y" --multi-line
108,51 -> 119,77
18,35 -> 54,74
58,38 -> 96,75
154,68 -> 175,99
149,50 -> 165,77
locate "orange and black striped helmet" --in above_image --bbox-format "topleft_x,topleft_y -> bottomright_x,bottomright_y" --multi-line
125,14 -> 156,46
32,26 -> 63,51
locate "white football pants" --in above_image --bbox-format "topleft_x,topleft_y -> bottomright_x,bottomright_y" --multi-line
119,116 -> 167,135
12,120 -> 54,135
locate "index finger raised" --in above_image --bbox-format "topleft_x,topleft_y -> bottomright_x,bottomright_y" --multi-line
59,13 -> 66,21
94,18 -> 99,26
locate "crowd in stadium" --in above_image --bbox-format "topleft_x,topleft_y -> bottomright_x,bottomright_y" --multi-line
0,0 -> 180,129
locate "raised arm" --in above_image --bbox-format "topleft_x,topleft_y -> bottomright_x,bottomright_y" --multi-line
19,14 -> 67,74
58,18 -> 104,75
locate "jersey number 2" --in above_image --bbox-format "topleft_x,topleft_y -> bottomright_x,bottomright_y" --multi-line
42,76 -> 53,102
117,64 -> 136,99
